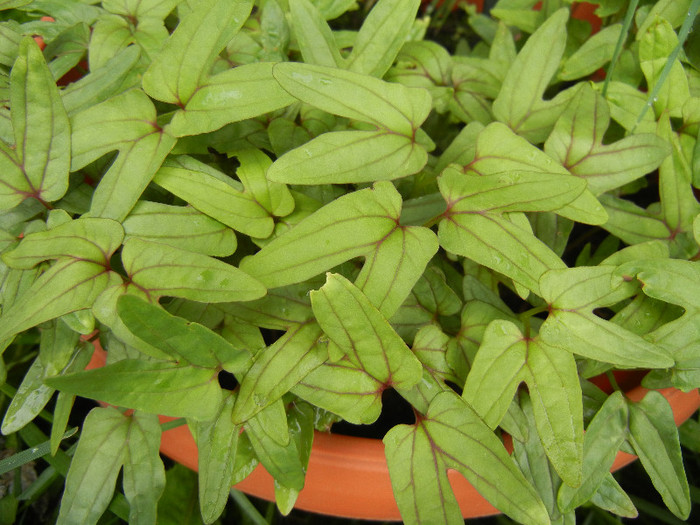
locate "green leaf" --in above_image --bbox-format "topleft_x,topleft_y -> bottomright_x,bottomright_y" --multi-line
157,465 -> 202,525
311,272 -> 423,389
1,357 -> 55,434
292,357 -> 384,424
245,410 -> 306,491
122,412 -> 165,525
239,181 -> 401,289
152,155 -> 275,238
558,392 -> 628,512
615,258 -> 700,311
289,0 -> 343,68
121,237 -> 266,303
545,84 -> 671,195
355,223 -> 438,318
122,201 -> 237,257
627,391 -> 691,519
2,218 -> 124,269
167,62 -> 296,137
345,0 -> 419,77
56,407 -> 130,525
539,266 -> 673,368
385,391 -> 550,525
0,259 -> 122,344
590,474 -> 638,518
232,149 -> 294,218
46,359 -> 222,420
60,46 -> 141,116
272,62 -> 431,135
194,393 -> 240,524
0,38 -> 70,211
266,129 -> 429,184
117,295 -> 251,373
639,17 -> 690,117
232,322 -> 327,424
492,8 -> 575,143
559,24 -> 623,81
70,89 -> 176,221
88,15 -> 133,71
142,0 -> 254,105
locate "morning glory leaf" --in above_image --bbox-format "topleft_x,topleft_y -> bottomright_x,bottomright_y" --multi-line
232,322 -> 327,424
266,129 -> 429,185
102,0 -> 181,20
539,266 -> 674,368
639,17 -> 690,117
88,15 -> 134,71
545,84 -> 671,195
345,0 -> 420,78
311,272 -> 423,390
122,412 -> 165,525
239,181 -> 401,289
558,392 -> 628,512
615,258 -> 700,311
245,409 -> 306,491
70,89 -> 176,221
46,359 -> 222,420
590,474 -> 637,518
193,392 -> 240,525
142,0 -> 253,106
121,238 -> 266,303
438,209 -> 566,296
272,62 -> 431,135
2,217 -> 124,268
1,357 -> 56,435
232,149 -> 294,218
559,24 -> 623,81
153,155 -> 274,238
56,407 -> 129,525
167,62 -> 296,137
0,259 -> 122,344
291,358 -> 384,424
122,201 -> 236,257
463,320 -> 583,487
492,8 -> 575,143
0,38 -> 70,211
385,391 -> 550,525
60,45 -> 141,116
627,391 -> 691,519
355,223 -> 438,318
117,295 -> 250,372
598,193 -> 674,246
289,0 -> 343,68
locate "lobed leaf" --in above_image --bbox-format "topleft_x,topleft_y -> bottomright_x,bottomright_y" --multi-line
311,273 -> 423,389
142,0 -> 254,105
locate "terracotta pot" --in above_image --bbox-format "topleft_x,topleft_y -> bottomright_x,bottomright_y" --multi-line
86,344 -> 700,521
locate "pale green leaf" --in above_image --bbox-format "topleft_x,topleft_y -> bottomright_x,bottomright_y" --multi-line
152,155 -> 275,238
0,38 -> 70,210
232,149 -> 294,218
123,201 -> 236,257
559,24 -> 623,81
615,258 -> 700,311
239,181 -> 401,289
121,237 -> 266,303
117,294 -> 251,372
2,218 -> 123,269
492,8 -> 571,143
232,323 -> 327,424
628,391 -> 691,518
590,474 -> 638,518
167,62 -> 296,137
545,84 -> 670,195
266,129 -> 428,184
1,357 -> 55,434
142,0 -> 254,105
46,359 -> 222,420
311,272 -> 423,389
345,0 -> 420,77
272,62 -> 431,134
0,259 -> 122,344
122,412 -> 165,525
56,407 -> 130,525
290,0 -> 343,67
194,393 -> 239,524
558,392 -> 628,512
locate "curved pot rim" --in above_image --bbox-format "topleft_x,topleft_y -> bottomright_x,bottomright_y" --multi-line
87,345 -> 700,521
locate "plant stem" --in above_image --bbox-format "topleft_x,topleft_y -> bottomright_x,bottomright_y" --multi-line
602,0 -> 638,97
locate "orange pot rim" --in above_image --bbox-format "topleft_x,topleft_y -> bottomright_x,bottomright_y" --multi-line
86,346 -> 700,521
